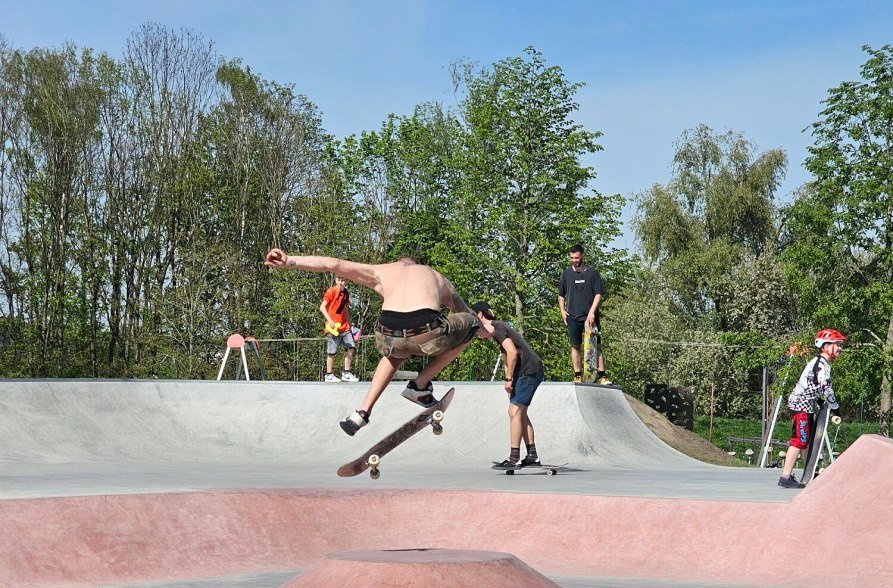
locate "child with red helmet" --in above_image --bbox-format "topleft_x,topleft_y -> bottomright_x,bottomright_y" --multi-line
777,328 -> 846,488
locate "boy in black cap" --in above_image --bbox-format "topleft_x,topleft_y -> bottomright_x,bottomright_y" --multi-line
472,301 -> 545,468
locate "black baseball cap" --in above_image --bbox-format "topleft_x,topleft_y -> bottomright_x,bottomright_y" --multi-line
471,301 -> 495,320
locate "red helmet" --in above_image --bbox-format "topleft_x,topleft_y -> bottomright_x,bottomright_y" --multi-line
814,328 -> 846,349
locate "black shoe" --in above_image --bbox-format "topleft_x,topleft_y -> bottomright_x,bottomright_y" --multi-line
778,474 -> 805,489
492,458 -> 522,470
402,380 -> 436,408
339,410 -> 369,436
520,455 -> 541,467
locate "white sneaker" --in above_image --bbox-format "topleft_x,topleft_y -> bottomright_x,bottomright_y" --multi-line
324,373 -> 341,383
340,410 -> 369,436
341,371 -> 359,382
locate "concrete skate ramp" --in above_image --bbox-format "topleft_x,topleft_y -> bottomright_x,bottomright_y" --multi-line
0,379 -> 705,470
1,380 -> 890,586
1,435 -> 890,587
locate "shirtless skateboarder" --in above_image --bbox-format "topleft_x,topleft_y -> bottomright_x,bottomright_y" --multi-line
264,249 -> 480,436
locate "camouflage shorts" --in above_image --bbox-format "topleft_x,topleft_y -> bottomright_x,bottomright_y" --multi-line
374,312 -> 480,359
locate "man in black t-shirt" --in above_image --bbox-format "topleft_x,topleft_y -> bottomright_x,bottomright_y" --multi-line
557,243 -> 611,384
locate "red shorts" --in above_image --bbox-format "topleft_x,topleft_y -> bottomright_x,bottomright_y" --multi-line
789,411 -> 810,450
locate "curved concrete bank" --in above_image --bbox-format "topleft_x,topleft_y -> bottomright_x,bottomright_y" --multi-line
0,379 -> 703,469
1,435 -> 890,587
283,549 -> 558,587
3,379 -> 784,504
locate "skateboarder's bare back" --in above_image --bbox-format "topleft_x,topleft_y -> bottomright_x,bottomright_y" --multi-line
376,260 -> 455,311
264,250 -> 479,434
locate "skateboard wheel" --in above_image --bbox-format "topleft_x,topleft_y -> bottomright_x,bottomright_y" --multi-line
432,410 -> 444,423
370,467 -> 380,480
547,469 -> 557,475
432,423 -> 443,435
368,454 -> 380,467
505,469 -> 514,475
831,416 -> 842,425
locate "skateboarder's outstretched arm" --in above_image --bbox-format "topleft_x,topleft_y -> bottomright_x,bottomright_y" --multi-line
265,249 -> 380,292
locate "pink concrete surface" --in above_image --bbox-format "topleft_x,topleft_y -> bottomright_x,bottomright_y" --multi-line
1,435 -> 890,587
282,549 -> 558,587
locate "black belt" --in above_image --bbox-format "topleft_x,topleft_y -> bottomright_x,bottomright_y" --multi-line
375,317 -> 443,337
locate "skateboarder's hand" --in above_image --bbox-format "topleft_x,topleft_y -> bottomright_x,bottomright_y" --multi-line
265,248 -> 287,269
504,380 -> 513,393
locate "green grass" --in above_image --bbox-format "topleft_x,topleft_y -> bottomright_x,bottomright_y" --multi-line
694,414 -> 880,464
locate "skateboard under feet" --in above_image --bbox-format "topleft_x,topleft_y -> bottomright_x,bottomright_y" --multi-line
337,388 -> 455,479
491,461 -> 567,476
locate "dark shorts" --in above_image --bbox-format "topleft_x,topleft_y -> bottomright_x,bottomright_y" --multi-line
374,312 -> 480,359
566,317 -> 600,347
510,372 -> 544,407
789,411 -> 811,450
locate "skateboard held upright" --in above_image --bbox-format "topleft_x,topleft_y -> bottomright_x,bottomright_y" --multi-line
582,324 -> 599,382
800,403 -> 841,484
337,388 -> 456,479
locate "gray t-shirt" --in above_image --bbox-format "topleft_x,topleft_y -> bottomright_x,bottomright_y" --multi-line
491,321 -> 544,379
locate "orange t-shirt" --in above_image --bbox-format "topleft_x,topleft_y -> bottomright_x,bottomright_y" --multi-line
322,286 -> 350,333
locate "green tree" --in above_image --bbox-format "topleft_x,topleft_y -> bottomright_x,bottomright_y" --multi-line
334,48 -> 626,380
636,124 -> 788,330
2,44 -> 105,375
105,23 -> 218,375
626,126 -> 791,414
450,48 -> 623,334
786,44 -> 893,434
192,60 -> 339,379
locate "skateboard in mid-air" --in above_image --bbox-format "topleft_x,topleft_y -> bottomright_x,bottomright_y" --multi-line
800,403 -> 842,484
337,388 -> 456,479
582,323 -> 599,382
491,461 -> 568,476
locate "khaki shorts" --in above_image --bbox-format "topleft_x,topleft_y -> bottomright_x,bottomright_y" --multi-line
374,312 -> 480,359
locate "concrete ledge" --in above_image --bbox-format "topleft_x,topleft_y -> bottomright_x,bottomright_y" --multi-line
283,549 -> 557,587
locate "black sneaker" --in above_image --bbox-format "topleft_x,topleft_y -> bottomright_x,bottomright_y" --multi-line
520,455 -> 541,467
777,474 -> 805,489
492,459 -> 522,470
401,380 -> 436,408
339,410 -> 369,436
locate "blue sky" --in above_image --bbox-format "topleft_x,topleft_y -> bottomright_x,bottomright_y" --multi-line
3,1 -> 891,250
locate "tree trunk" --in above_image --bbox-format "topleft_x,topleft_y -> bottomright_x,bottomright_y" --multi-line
880,309 -> 893,437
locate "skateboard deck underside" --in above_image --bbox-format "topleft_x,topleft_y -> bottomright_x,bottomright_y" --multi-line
800,404 -> 830,484
582,326 -> 598,382
337,388 -> 455,477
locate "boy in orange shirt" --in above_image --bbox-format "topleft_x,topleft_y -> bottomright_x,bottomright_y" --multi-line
321,276 -> 359,382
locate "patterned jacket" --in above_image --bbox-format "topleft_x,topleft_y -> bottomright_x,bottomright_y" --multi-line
788,356 -> 839,413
